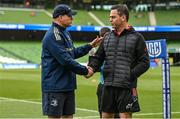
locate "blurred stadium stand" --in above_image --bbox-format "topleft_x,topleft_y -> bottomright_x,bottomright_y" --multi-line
0,47 -> 32,63
0,0 -> 179,10
0,0 -> 45,9
0,55 -> 27,64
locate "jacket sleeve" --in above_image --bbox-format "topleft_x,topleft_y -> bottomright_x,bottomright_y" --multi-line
131,34 -> 150,79
46,36 -> 88,75
73,44 -> 92,59
88,40 -> 105,72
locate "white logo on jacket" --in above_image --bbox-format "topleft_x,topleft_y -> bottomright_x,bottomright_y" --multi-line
54,27 -> 61,41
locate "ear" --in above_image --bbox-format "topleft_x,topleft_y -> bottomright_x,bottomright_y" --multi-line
121,15 -> 126,21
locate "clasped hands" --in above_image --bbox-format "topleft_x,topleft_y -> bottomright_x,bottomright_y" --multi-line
85,36 -> 103,78
85,66 -> 94,78
84,36 -> 103,78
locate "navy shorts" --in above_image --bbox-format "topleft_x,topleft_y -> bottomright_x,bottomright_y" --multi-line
101,86 -> 140,113
42,91 -> 75,117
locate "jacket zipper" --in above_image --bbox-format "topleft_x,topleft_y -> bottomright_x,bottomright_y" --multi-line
112,36 -> 120,84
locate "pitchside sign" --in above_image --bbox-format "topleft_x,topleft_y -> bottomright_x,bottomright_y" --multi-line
146,39 -> 167,59
146,39 -> 171,119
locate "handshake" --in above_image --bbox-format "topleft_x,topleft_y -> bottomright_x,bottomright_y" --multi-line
84,66 -> 94,78
84,36 -> 103,79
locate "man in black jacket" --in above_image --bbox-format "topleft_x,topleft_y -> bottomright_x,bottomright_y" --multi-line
87,4 -> 150,118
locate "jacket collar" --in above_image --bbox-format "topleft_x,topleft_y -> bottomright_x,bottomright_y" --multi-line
52,22 -> 66,31
113,25 -> 135,37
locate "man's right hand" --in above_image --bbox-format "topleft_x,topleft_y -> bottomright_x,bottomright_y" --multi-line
84,66 -> 94,78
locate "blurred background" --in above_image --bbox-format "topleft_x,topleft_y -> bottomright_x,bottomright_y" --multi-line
0,0 -> 180,118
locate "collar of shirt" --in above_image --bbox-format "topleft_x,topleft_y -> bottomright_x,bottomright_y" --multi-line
113,25 -> 133,37
52,22 -> 66,31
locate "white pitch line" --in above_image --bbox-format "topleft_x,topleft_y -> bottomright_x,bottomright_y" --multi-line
0,97 -> 41,104
149,11 -> 157,26
75,115 -> 99,119
42,9 -> 52,18
88,12 -> 105,26
0,97 -> 98,113
76,107 -> 98,113
1,97 -> 180,116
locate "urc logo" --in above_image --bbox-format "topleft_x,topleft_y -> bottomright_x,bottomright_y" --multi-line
146,42 -> 161,58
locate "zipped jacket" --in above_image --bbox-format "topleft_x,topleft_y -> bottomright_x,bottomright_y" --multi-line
88,27 -> 150,88
41,22 -> 92,92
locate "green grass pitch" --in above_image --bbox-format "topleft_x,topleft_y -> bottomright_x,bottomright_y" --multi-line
0,67 -> 180,118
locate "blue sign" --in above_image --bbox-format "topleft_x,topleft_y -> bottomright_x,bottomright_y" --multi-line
0,24 -> 180,32
146,39 -> 171,118
134,26 -> 180,32
2,63 -> 39,69
146,39 -> 167,59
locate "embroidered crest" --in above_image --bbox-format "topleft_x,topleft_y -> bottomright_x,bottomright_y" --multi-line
50,99 -> 58,107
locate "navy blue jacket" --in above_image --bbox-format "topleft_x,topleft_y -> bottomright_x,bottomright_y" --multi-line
41,22 -> 92,92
